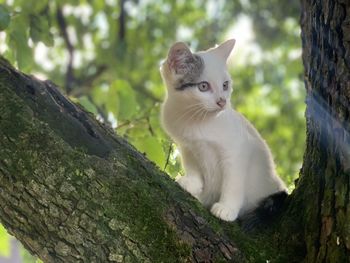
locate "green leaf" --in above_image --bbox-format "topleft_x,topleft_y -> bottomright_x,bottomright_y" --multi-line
105,86 -> 119,117
8,15 -> 32,70
112,80 -> 138,120
0,224 -> 10,257
17,0 -> 48,13
91,85 -> 118,118
0,4 -> 10,31
32,0 -> 48,13
29,14 -> 54,47
77,96 -> 98,115
133,136 -> 165,168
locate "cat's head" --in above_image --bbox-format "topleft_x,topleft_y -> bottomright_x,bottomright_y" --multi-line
160,39 -> 235,112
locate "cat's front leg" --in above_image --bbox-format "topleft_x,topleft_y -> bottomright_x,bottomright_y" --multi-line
210,159 -> 246,221
176,147 -> 203,199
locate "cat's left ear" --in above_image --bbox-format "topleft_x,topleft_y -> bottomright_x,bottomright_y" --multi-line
166,42 -> 194,75
213,39 -> 236,62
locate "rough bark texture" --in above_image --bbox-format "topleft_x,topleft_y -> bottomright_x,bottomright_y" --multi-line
296,0 -> 350,262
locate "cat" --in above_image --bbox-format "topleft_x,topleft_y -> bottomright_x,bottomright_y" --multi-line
160,39 -> 287,222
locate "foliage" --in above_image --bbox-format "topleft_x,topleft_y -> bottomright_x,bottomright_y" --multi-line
0,0 -> 304,261
0,224 -> 10,257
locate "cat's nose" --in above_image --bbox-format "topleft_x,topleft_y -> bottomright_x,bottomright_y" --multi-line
216,98 -> 226,108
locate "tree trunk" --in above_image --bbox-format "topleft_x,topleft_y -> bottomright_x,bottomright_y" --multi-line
0,0 -> 350,262
294,0 -> 350,262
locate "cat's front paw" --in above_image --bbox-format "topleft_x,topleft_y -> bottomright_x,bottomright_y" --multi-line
210,202 -> 239,222
176,175 -> 203,199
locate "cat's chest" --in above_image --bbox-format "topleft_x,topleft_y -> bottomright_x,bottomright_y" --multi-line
182,114 -> 235,143
181,123 -> 220,146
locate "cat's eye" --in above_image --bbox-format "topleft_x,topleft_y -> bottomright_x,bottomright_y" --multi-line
198,81 -> 210,92
223,81 -> 229,91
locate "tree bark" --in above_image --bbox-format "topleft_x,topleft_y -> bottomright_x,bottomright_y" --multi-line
294,0 -> 350,262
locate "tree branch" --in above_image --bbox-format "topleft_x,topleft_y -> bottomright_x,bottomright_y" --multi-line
0,56 -> 254,262
70,64 -> 108,97
119,0 -> 126,43
163,142 -> 173,171
56,7 -> 75,94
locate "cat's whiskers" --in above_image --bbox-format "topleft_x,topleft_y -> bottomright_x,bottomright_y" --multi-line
175,107 -> 201,124
200,107 -> 209,123
186,106 -> 205,123
174,103 -> 204,123
196,108 -> 206,123
183,99 -> 211,123
178,107 -> 205,135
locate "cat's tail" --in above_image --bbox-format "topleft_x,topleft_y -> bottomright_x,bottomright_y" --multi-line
238,191 -> 288,232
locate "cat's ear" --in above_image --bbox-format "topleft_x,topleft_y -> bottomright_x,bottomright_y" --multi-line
167,42 -> 193,75
212,39 -> 236,62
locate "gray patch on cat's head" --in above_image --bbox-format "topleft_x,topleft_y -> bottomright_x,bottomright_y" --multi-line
175,55 -> 204,91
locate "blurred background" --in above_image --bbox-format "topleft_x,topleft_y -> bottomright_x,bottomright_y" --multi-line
0,0 -> 304,261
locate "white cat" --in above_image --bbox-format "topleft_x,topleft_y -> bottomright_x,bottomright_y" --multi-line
160,39 -> 287,222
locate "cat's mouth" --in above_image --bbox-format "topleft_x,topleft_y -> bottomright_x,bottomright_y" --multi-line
206,106 -> 225,114
214,105 -> 227,112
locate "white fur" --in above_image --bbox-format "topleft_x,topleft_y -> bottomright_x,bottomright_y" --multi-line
160,39 -> 286,221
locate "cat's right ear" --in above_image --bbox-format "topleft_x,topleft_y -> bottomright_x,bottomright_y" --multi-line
167,42 -> 193,75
